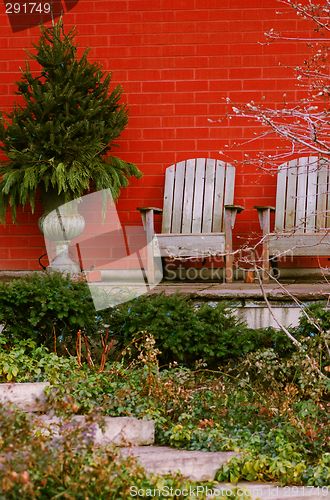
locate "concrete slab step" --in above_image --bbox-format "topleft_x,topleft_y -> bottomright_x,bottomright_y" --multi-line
120,448 -> 330,498
0,382 -> 49,410
0,383 -> 154,446
120,446 -> 240,482
35,414 -> 154,446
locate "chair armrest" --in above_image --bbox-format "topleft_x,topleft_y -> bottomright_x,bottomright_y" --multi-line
225,205 -> 245,214
254,205 -> 275,212
137,207 -> 162,232
254,206 -> 275,233
224,205 -> 244,230
137,206 -> 163,214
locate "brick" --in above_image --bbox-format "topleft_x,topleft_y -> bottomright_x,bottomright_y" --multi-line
161,116 -> 195,127
177,128 -> 208,139
194,91 -> 228,103
176,80 -> 209,92
27,236 -> 46,247
0,39 -> 9,53
229,67 -> 262,80
139,104 -> 174,115
162,139 -> 196,151
176,32 -> 210,44
162,45 -> 196,57
196,21 -> 230,33
128,140 -> 162,151
142,175 -> 166,187
9,248 -> 44,259
243,54 -> 275,67
175,10 -> 209,22
9,224 -> 39,235
128,93 -> 161,104
130,115 -> 161,128
243,79 -> 277,91
175,56 -> 209,69
162,22 -> 197,34
161,92 -> 195,103
209,80 -> 242,91
141,11 -> 175,22
128,69 -> 161,81
130,45 -> 162,58
0,260 -> 30,270
174,103 -> 208,115
143,128 -> 176,139
160,68 -> 195,80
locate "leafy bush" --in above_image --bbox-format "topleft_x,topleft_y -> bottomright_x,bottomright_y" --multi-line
109,292 -> 251,367
297,302 -> 329,337
108,293 -> 304,368
0,271 -> 108,351
0,339 -> 78,383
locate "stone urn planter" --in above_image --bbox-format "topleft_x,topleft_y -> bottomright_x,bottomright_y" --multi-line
38,186 -> 85,275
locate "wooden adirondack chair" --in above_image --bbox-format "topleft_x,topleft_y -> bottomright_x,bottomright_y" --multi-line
255,156 -> 330,283
137,158 -> 244,283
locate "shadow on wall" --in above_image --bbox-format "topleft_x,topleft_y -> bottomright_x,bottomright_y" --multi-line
4,0 -> 80,33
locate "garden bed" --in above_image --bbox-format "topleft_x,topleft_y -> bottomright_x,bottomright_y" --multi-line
0,272 -> 330,497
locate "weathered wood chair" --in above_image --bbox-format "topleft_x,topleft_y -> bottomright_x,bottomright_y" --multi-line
255,156 -> 330,283
137,158 -> 244,283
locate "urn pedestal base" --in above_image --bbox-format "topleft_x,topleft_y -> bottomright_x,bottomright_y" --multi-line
38,188 -> 85,276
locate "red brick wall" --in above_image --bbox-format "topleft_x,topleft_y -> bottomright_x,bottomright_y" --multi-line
0,0 -> 322,271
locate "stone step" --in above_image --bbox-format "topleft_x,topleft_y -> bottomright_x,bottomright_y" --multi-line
2,384 -> 329,497
35,415 -> 154,446
0,382 -> 49,410
120,448 -> 330,499
120,446 -> 241,482
0,382 -> 154,447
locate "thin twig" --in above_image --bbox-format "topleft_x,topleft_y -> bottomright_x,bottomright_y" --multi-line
53,325 -> 57,355
83,334 -> 94,368
256,268 -> 326,379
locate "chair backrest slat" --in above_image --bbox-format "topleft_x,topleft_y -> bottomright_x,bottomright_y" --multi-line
191,158 -> 206,233
171,161 -> 185,233
327,167 -> 330,229
295,157 -> 308,230
224,164 -> 235,209
161,158 -> 235,234
316,159 -> 328,230
276,156 -> 328,233
275,164 -> 288,231
181,159 -> 196,233
202,159 -> 216,233
285,159 -> 298,230
212,162 -> 226,232
305,159 -> 318,232
162,165 -> 175,234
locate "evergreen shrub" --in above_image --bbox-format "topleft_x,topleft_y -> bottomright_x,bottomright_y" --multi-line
110,292 -> 252,367
0,272 -> 107,350
0,18 -> 141,223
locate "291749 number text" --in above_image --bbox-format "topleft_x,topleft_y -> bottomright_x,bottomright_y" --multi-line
5,3 -> 51,14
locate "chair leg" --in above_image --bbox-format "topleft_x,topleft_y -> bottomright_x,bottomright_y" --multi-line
147,242 -> 155,284
145,211 -> 155,284
270,256 -> 279,278
225,254 -> 233,283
